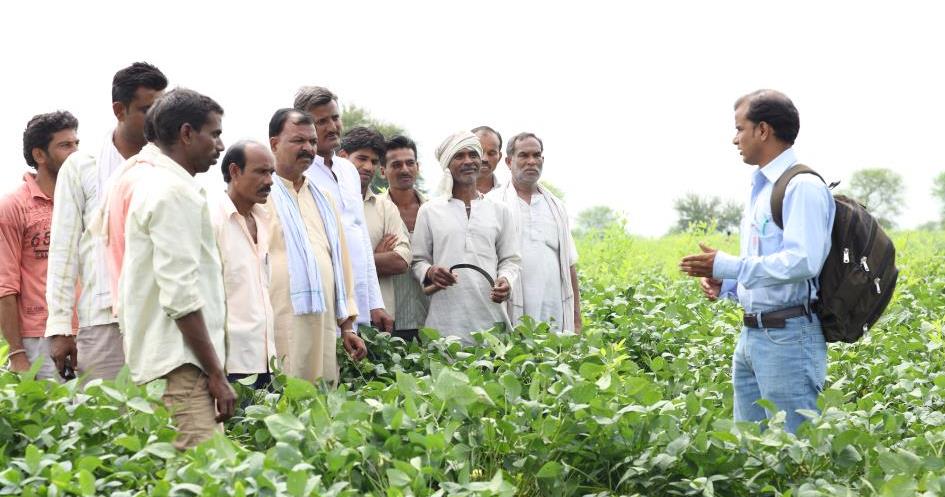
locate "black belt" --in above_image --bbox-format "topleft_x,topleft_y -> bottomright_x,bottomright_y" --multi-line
743,305 -> 810,329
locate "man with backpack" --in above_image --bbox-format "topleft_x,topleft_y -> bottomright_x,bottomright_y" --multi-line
679,90 -> 836,433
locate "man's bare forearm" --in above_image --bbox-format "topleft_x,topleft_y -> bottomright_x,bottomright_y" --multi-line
570,265 -> 583,329
174,310 -> 224,377
0,295 -> 24,350
374,252 -> 408,277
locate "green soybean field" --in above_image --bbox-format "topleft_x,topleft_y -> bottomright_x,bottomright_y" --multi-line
2,228 -> 945,497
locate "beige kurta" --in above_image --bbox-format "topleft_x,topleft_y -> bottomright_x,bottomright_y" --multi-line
265,176 -> 358,384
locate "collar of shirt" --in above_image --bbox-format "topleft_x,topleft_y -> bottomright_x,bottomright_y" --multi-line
755,147 -> 798,187
220,191 -> 270,222
140,144 -> 206,195
22,173 -> 49,201
378,188 -> 427,205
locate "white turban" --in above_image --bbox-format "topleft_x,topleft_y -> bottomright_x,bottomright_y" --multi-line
435,130 -> 483,197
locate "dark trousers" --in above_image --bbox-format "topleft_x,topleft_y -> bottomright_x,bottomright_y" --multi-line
227,372 -> 273,391
391,329 -> 419,343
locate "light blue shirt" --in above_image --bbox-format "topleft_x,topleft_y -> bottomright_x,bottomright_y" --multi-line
713,148 -> 836,313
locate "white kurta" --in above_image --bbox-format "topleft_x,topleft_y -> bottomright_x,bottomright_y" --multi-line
305,155 -> 384,325
488,183 -> 579,331
517,194 -> 572,327
410,196 -> 520,344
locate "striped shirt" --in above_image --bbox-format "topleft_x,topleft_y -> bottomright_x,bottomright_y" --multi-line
45,134 -> 123,335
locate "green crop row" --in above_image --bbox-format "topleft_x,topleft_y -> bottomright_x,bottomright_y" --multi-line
1,229 -> 944,496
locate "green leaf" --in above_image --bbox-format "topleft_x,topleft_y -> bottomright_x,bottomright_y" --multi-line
536,461 -> 563,479
126,397 -> 154,414
264,413 -> 305,443
386,468 -> 412,487
142,442 -> 177,459
77,469 -> 95,497
113,435 -> 141,452
284,377 -> 317,401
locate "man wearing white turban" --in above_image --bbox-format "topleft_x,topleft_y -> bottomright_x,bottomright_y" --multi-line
410,131 -> 521,344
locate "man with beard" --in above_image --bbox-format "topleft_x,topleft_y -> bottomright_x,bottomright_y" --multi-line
380,135 -> 428,342
411,131 -> 520,344
265,108 -> 366,384
472,125 -> 503,194
45,62 -> 167,381
105,88 -> 235,449
339,127 -> 410,339
1,111 -> 79,379
293,87 -> 394,334
488,133 -> 582,332
212,140 -> 276,389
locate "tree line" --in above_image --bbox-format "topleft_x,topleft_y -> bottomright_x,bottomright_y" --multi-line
575,167 -> 943,236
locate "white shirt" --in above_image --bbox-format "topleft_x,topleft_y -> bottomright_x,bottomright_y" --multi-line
45,133 -> 124,335
118,146 -> 226,384
410,196 -> 520,344
210,193 -> 276,375
305,154 -> 384,324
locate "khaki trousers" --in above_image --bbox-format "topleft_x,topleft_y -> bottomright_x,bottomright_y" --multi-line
161,364 -> 221,450
22,337 -> 59,381
77,323 -> 125,381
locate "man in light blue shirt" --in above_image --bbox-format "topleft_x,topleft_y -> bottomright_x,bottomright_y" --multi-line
680,90 -> 836,433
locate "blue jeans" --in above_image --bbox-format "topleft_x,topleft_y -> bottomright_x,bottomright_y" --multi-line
732,313 -> 827,433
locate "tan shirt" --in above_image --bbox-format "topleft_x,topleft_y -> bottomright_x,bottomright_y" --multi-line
210,193 -> 276,375
118,149 -> 226,384
266,175 -> 357,384
363,190 -> 410,320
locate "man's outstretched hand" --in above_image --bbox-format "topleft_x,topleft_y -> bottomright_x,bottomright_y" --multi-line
679,243 -> 717,278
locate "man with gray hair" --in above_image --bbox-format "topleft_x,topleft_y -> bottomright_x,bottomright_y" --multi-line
293,86 -> 394,334
410,131 -> 520,344
488,132 -> 582,332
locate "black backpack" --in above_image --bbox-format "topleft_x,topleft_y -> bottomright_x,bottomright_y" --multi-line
771,164 -> 899,343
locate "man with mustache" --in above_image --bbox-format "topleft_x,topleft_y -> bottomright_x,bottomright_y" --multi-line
338,127 -> 410,340
265,108 -> 366,384
488,133 -> 582,332
472,125 -> 503,194
1,111 -> 80,379
680,90 -> 835,434
411,131 -> 520,344
380,135 -> 429,342
211,140 -> 276,389
104,88 -> 235,449
294,87 -> 394,334
45,62 -> 167,381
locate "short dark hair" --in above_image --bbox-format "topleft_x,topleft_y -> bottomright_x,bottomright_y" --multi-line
144,88 -> 223,147
472,125 -> 503,151
383,135 -> 418,165
268,108 -> 314,138
340,126 -> 386,157
294,86 -> 337,111
112,62 -> 168,106
22,111 -> 79,168
221,140 -> 252,183
506,132 -> 544,156
734,90 -> 800,145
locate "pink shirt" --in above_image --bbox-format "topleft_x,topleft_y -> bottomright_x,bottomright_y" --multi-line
102,157 -> 154,313
0,174 -> 76,337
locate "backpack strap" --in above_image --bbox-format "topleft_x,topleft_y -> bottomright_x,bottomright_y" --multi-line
770,163 -> 825,229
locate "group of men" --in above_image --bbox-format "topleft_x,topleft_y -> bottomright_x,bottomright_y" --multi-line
0,62 -> 584,448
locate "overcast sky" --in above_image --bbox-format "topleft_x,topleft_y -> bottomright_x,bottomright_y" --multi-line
1,1 -> 942,236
